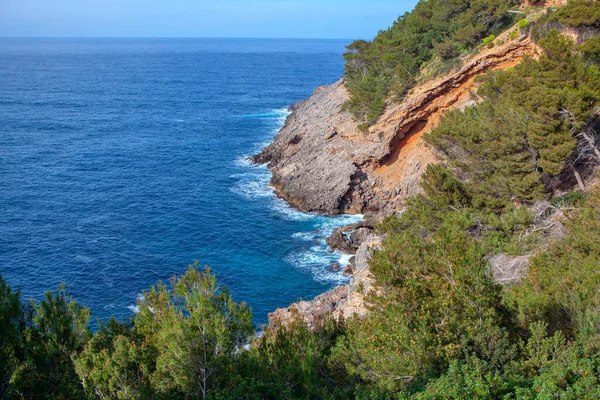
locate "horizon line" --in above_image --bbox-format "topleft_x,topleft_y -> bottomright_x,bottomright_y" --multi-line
0,36 -> 357,41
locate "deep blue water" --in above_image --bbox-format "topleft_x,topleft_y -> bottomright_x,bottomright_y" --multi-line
0,38 -> 361,326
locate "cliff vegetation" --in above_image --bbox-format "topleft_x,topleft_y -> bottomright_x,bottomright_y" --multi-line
343,0 -> 519,128
2,1 -> 600,399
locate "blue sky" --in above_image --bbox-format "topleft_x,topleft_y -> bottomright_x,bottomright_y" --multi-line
0,0 -> 417,39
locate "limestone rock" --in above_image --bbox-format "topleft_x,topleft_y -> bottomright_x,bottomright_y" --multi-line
268,235 -> 383,328
263,27 -> 593,329
490,254 -> 530,285
329,262 -> 341,272
326,227 -> 371,254
254,35 -> 539,215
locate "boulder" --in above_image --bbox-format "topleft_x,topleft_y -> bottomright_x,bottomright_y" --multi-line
329,261 -> 342,272
490,253 -> 530,285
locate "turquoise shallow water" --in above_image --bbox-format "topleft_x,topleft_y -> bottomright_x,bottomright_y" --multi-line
0,38 -> 361,325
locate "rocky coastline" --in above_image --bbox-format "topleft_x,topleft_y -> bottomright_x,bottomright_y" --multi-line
253,25 -> 554,327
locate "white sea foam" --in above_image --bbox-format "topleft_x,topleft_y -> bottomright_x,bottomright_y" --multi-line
238,107 -> 290,120
318,214 -> 364,230
338,253 -> 354,266
285,246 -> 349,285
231,108 -> 363,283
285,213 -> 363,283
127,293 -> 144,314
230,171 -> 272,199
273,107 -> 290,125
233,154 -> 254,168
291,231 -> 316,241
269,198 -> 315,221
230,109 -> 287,201
230,108 -> 287,199
239,112 -> 281,119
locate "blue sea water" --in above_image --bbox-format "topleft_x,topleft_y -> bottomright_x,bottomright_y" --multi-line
0,38 -> 361,326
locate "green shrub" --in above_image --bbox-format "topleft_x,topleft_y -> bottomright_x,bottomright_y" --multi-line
343,0 -> 517,127
0,275 -> 25,399
426,31 -> 600,207
482,34 -> 496,48
550,0 -> 600,27
333,224 -> 517,394
518,19 -> 530,30
581,36 -> 600,63
508,187 -> 600,337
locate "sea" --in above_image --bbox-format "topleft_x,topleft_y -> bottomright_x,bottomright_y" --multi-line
0,38 -> 362,326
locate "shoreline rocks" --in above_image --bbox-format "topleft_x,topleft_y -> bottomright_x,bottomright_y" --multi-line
326,226 -> 371,254
268,234 -> 383,327
253,35 -> 538,219
259,30 -> 543,329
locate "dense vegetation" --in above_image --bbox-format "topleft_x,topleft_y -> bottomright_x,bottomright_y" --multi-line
343,0 -> 519,128
427,29 -> 600,208
550,0 -> 600,27
3,1 -> 600,399
3,181 -> 600,399
343,0 -> 600,129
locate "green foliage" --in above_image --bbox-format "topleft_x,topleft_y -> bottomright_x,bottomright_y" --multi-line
403,322 -> 600,399
12,284 -> 91,399
75,264 -> 254,400
406,356 -> 524,399
509,187 -> 600,338
343,0 -> 516,126
142,265 -> 253,398
582,36 -> 600,63
377,164 -> 541,256
427,99 -> 546,207
341,28 -> 600,395
550,0 -> 600,27
74,319 -> 154,399
220,315 -> 350,400
518,18 -> 530,30
333,222 -> 517,394
421,164 -> 472,209
518,338 -> 600,399
482,34 -> 496,47
0,276 -> 24,399
427,30 -> 600,207
417,56 -> 464,85
355,165 -> 600,399
552,190 -> 585,208
510,29 -> 519,39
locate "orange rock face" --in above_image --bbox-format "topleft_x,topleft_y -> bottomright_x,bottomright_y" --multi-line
255,31 -> 539,217
259,29 -> 547,329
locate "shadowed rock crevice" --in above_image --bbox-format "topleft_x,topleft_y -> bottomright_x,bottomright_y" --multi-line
258,27 -> 582,328
253,33 -> 539,217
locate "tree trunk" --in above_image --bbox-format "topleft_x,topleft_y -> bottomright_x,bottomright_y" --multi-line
581,131 -> 600,161
572,166 -> 587,191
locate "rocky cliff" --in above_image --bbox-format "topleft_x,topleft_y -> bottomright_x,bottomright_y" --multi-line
254,29 -> 539,217
258,7 -> 596,327
268,234 -> 382,327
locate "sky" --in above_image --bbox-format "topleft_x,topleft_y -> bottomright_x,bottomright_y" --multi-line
0,0 -> 417,39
